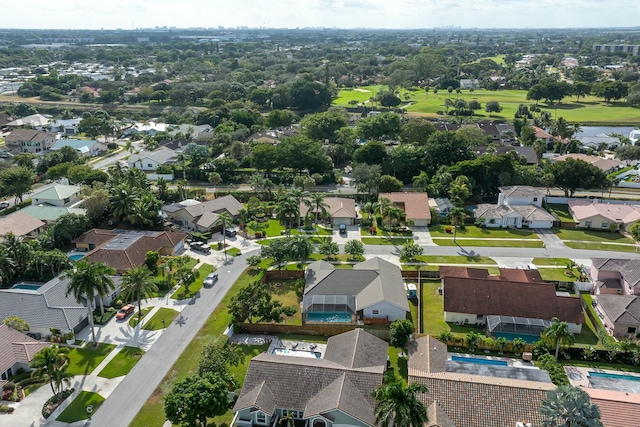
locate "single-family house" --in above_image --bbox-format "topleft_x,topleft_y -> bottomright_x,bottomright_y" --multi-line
167,124 -> 214,141
553,153 -> 623,174
585,388 -> 640,427
441,266 -> 584,335
429,197 -> 453,218
474,186 -> 555,229
378,192 -> 431,226
233,329 -> 387,427
122,121 -> 169,137
568,200 -> 640,231
303,257 -> 409,324
31,184 -> 82,207
595,294 -> 640,338
6,114 -> 51,129
532,126 -> 554,144
408,336 -> 556,427
47,118 -> 82,135
20,205 -> 86,224
50,138 -> 107,157
0,211 -> 45,239
72,229 -> 187,273
630,129 -> 640,145
0,325 -> 49,383
127,147 -> 177,171
590,258 -> 640,295
4,128 -> 56,154
575,135 -> 620,151
459,79 -> 480,89
300,197 -> 358,226
162,195 -> 243,232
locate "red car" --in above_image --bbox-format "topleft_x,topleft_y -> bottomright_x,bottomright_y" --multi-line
116,304 -> 135,320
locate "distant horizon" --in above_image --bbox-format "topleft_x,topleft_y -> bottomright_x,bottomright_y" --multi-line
5,0 -> 640,31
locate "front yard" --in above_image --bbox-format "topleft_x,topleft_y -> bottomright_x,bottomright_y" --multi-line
554,228 -> 634,243
429,225 -> 539,239
171,264 -> 214,299
97,346 -> 145,379
66,343 -> 117,376
433,238 -> 545,248
56,391 -> 105,423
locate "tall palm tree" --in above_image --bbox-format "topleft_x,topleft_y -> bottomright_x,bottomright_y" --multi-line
289,188 -> 309,229
446,207 -> 467,243
120,266 -> 157,319
30,345 -> 70,398
0,248 -> 16,286
373,380 -> 429,427
109,183 -> 138,222
290,235 -> 313,268
214,211 -> 234,260
379,197 -> 393,227
64,261 -> 116,346
2,233 -> 30,277
540,385 -> 602,427
543,317 -> 575,360
276,196 -> 299,237
50,364 -> 73,398
305,193 -> 328,225
411,171 -> 430,193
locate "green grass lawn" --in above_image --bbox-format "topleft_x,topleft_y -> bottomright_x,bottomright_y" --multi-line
555,229 -> 634,243
56,391 -> 105,423
257,236 -> 331,245
429,225 -> 539,239
171,264 -> 214,299
130,267 -> 266,427
545,204 -> 575,223
413,255 -> 496,264
225,247 -> 242,256
261,280 -> 301,325
148,256 -> 199,298
537,267 -> 581,282
142,307 -> 180,331
97,346 -> 145,379
532,257 -> 572,266
421,280 -> 448,336
433,238 -> 545,248
129,307 -> 153,328
361,237 -> 413,245
66,343 -> 116,376
387,347 -> 408,382
334,86 -> 640,125
564,241 -> 638,252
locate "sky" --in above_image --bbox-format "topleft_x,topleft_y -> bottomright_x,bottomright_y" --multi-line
6,0 -> 640,30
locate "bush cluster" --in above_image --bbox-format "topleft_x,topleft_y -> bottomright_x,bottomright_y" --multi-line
536,354 -> 569,386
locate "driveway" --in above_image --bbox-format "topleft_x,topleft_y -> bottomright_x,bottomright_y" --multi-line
333,224 -> 360,244
411,226 -> 435,246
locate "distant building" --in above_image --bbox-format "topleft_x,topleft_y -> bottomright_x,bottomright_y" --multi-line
50,138 -> 107,157
4,128 -> 56,154
593,44 -> 640,55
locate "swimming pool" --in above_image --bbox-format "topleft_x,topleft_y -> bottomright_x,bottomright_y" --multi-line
306,312 -> 352,323
12,284 -> 42,291
493,332 -> 540,344
69,254 -> 85,261
589,371 -> 640,382
271,348 -> 321,358
451,356 -> 508,366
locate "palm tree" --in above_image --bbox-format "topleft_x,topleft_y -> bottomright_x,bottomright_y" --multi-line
305,193 -> 328,225
446,207 -> 467,243
0,248 -> 15,286
214,211 -> 234,260
540,385 -> 603,427
290,235 -> 313,268
30,345 -> 70,398
379,197 -> 393,227
64,261 -> 116,346
109,183 -> 138,222
276,196 -> 299,237
543,317 -> 575,360
124,140 -> 134,154
373,380 -> 429,427
411,171 -> 430,193
289,188 -> 309,229
50,364 -> 73,398
120,266 -> 157,319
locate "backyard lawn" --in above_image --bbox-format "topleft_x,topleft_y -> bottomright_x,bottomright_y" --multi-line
142,307 -> 180,331
554,229 -> 634,243
66,343 -> 116,376
421,280 -> 448,336
56,391 -> 105,423
262,279 -> 302,325
97,346 -> 145,379
429,225 -> 538,239
537,267 -> 581,282
545,204 -> 574,223
171,264 -> 214,299
433,238 -> 545,248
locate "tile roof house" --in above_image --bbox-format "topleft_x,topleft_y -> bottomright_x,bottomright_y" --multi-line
595,294 -> 640,338
0,325 -> 49,382
585,388 -> 640,427
300,197 -> 358,226
233,329 -> 387,427
590,257 -> 640,295
72,229 -> 187,273
378,192 -> 431,226
441,266 -> 584,334
554,153 -> 623,174
127,147 -> 177,171
568,200 -> 640,231
474,186 -> 554,229
20,205 -> 86,224
50,138 -> 107,157
31,184 -> 82,207
0,211 -> 45,239
474,145 -> 538,164
6,113 -> 51,129
303,258 -> 409,324
408,336 -> 556,427
162,195 -> 243,232
4,128 -> 56,154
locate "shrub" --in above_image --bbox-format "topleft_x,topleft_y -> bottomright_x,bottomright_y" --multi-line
0,405 -> 14,414
42,388 -> 74,418
537,354 -> 569,386
3,382 -> 16,392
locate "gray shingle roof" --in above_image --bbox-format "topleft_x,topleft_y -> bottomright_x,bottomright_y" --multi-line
597,295 -> 640,324
323,328 -> 388,370
408,335 -> 448,374
592,258 -> 640,290
498,186 -> 544,198
128,147 -> 177,165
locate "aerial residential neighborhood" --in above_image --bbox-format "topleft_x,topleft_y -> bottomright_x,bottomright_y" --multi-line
0,20 -> 640,427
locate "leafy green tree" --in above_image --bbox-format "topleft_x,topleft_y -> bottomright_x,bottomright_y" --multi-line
228,280 -> 296,323
198,336 -> 242,379
485,100 -> 503,117
400,119 -> 436,145
571,81 -> 591,102
616,145 -> 640,164
246,255 -> 263,268
318,240 -> 339,259
300,111 -> 348,142
289,235 -> 313,268
379,175 -> 403,193
0,166 -> 34,203
2,315 -> 29,332
373,380 -> 428,427
540,385 -> 603,427
64,261 -> 116,346
550,158 -> 607,197
411,171 -> 431,193
389,319 -> 415,350
353,140 -> 388,165
261,238 -> 291,272
592,80 -> 628,104
543,317 -> 575,360
465,331 -> 482,352
164,373 -> 230,427
52,214 -> 89,247
424,131 -> 474,174
266,109 -> 298,128
630,221 -> 640,250
214,212 -> 234,260
399,241 -> 424,261
120,266 -> 157,319
30,345 -> 70,398
344,239 -> 365,260
351,163 -> 382,196
356,112 -> 401,140
275,135 -> 331,173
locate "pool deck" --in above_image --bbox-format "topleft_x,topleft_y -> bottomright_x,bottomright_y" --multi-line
268,337 -> 327,357
449,352 -> 535,368
566,365 -> 640,393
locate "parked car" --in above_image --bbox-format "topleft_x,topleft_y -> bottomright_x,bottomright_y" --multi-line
203,272 -> 219,288
339,224 -> 347,235
224,227 -> 237,237
116,304 -> 135,320
190,241 -> 211,253
0,201 -> 9,210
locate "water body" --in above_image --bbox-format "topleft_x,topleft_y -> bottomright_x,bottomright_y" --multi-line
579,126 -> 638,138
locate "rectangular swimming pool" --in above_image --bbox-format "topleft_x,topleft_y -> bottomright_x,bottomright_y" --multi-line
306,312 -> 352,323
69,254 -> 85,261
12,283 -> 42,291
493,332 -> 541,344
271,348 -> 321,358
589,371 -> 640,382
451,356 -> 508,366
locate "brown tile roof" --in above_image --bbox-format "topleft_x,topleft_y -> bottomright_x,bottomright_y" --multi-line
0,325 -> 49,375
426,401 -> 457,427
408,335 -> 448,374
555,153 -> 623,173
72,229 -> 116,245
568,200 -> 640,225
0,211 -> 45,237
300,197 -> 357,219
379,192 -> 431,221
439,266 -> 490,279
442,269 -> 584,324
4,128 -> 54,143
585,388 -> 640,427
498,268 -> 543,283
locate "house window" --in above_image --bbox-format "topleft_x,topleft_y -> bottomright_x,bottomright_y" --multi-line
372,310 -> 379,315
148,163 -> 153,168
533,197 -> 538,202
255,412 -> 267,424
601,221 -> 609,229
585,220 -> 592,228
628,327 -> 637,335
313,420 -> 326,427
